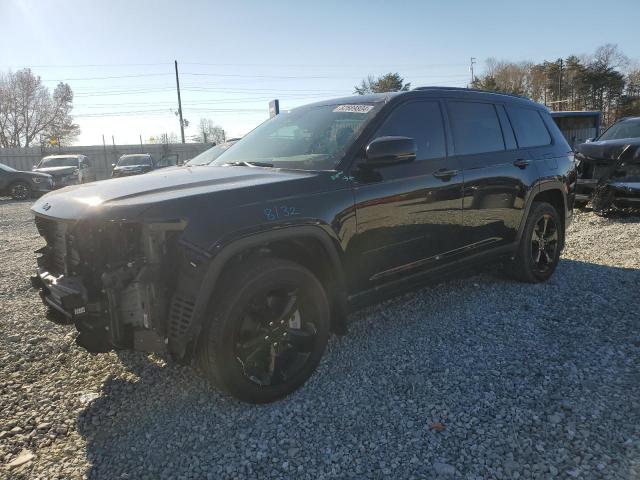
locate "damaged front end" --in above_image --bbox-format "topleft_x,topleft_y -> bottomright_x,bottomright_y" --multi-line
575,141 -> 640,214
31,216 -> 202,356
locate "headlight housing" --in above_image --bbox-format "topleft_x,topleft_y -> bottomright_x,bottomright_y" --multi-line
71,169 -> 80,176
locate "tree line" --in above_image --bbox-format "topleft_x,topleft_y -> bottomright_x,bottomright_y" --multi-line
471,44 -> 640,126
355,45 -> 640,128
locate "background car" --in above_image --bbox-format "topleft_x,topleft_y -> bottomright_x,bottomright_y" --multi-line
33,155 -> 95,189
112,154 -> 155,178
112,153 -> 180,178
184,141 -> 237,166
575,116 -> 640,213
0,162 -> 52,200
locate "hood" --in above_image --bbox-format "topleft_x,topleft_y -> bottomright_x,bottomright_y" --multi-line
114,164 -> 152,171
22,170 -> 52,179
34,166 -> 77,176
577,138 -> 640,162
31,165 -> 319,221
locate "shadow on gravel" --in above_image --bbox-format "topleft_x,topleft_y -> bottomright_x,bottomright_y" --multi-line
76,259 -> 640,479
0,197 -> 34,205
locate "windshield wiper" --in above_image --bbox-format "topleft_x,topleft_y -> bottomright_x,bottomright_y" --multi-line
222,161 -> 274,168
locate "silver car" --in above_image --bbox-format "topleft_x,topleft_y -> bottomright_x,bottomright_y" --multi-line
33,155 -> 96,189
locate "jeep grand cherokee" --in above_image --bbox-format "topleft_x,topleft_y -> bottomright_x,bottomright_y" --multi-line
31,87 -> 576,403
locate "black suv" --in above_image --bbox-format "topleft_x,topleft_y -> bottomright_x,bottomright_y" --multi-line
31,88 -> 576,403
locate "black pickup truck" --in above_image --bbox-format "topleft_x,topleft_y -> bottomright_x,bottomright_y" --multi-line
31,88 -> 576,403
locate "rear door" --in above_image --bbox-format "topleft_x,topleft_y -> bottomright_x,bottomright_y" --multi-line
351,99 -> 464,287
505,104 -> 558,184
446,100 -> 538,252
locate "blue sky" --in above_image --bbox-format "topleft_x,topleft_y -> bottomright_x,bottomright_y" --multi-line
1,0 -> 639,145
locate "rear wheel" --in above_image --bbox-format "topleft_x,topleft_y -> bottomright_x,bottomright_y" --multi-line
197,257 -> 330,403
10,181 -> 30,200
509,202 -> 563,283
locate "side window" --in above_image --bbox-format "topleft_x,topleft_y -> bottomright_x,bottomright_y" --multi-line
506,106 -> 551,148
374,101 -> 446,161
448,101 -> 505,155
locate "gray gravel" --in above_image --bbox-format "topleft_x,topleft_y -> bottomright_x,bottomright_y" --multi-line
1,199 -> 639,479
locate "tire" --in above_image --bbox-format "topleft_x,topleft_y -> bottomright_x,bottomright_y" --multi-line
592,186 -> 616,217
9,181 -> 31,200
197,257 -> 330,403
509,202 -> 563,283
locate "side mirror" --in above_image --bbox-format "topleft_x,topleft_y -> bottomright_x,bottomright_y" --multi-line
585,137 -> 595,143
111,163 -> 116,168
365,136 -> 417,166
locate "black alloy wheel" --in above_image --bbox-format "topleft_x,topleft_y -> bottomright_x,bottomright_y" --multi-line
198,257 -> 330,403
234,286 -> 318,387
509,201 -> 563,283
530,213 -> 559,275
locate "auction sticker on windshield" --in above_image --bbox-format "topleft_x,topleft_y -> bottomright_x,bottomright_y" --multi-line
333,104 -> 374,113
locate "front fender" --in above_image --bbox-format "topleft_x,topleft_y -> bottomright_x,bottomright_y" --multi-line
167,224 -> 347,359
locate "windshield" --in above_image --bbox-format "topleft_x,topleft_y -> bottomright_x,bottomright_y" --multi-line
118,155 -> 152,166
598,119 -> 640,141
211,103 -> 379,170
186,143 -> 234,166
0,163 -> 17,172
38,157 -> 79,168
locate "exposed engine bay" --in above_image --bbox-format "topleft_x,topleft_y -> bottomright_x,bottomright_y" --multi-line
30,216 -> 200,356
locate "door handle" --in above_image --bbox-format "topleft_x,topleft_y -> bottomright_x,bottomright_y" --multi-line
432,168 -> 459,180
513,159 -> 530,169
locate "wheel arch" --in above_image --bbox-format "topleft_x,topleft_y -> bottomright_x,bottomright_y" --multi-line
515,181 -> 568,250
8,179 -> 31,198
169,225 -> 348,360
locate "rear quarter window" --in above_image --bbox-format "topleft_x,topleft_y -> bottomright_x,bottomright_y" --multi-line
506,106 -> 551,148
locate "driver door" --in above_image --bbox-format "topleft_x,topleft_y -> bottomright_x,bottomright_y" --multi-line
350,100 -> 464,287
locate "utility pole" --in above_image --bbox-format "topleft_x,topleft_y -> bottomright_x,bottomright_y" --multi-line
102,134 -> 107,167
558,58 -> 563,107
174,60 -> 185,144
469,57 -> 476,86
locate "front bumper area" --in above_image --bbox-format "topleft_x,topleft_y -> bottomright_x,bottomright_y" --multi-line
576,178 -> 640,207
51,176 -> 80,189
31,267 -> 113,352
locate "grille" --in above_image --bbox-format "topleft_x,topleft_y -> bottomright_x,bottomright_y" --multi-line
168,294 -> 196,341
35,216 -> 68,275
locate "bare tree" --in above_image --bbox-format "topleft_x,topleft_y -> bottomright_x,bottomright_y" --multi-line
193,118 -> 226,144
147,132 -> 179,144
0,69 -> 79,147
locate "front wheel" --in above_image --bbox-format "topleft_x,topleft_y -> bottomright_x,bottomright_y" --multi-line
509,202 -> 563,283
197,257 -> 330,403
10,181 -> 31,200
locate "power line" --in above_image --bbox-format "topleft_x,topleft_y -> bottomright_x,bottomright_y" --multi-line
75,93 -> 351,108
0,62 -> 172,68
4,61 -> 468,69
42,73 -> 173,82
45,71 -> 469,82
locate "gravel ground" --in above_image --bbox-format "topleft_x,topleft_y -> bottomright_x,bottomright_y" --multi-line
1,199 -> 639,480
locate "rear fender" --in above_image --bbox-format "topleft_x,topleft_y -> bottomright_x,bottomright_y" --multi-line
514,180 -> 568,252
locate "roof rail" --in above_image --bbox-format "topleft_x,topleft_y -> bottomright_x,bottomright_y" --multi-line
413,86 -> 529,100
